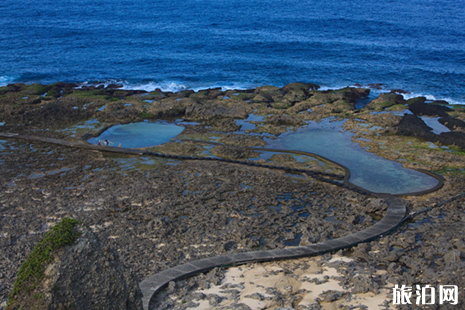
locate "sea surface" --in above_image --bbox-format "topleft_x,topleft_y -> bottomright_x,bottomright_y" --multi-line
1,0 -> 464,103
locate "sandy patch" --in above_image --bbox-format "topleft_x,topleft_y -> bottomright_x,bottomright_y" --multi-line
184,254 -> 393,310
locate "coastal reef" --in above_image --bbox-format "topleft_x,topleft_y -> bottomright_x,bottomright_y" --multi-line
1,82 -> 465,309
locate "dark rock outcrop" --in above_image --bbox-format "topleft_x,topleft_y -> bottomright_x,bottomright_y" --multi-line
185,101 -> 249,120
9,225 -> 142,310
394,114 -> 465,148
408,100 -> 452,117
438,131 -> 465,149
394,114 -> 434,139
439,115 -> 465,131
390,89 -> 410,94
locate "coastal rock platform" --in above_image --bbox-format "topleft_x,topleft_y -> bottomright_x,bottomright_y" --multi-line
1,83 -> 465,309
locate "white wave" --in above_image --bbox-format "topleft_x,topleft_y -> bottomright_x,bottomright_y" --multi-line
0,76 -> 16,86
401,92 -> 464,106
126,81 -> 257,92
74,80 -> 189,92
318,84 -> 386,97
318,84 -> 350,91
121,81 -> 188,93
191,82 -> 256,92
320,83 -> 465,105
73,79 -> 465,105
75,79 -> 258,93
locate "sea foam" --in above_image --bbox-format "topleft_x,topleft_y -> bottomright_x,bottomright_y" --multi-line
402,92 -> 464,106
76,80 -> 257,93
0,76 -> 16,87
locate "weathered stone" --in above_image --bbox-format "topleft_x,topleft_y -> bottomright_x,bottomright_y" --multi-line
8,226 -> 142,310
365,93 -> 405,111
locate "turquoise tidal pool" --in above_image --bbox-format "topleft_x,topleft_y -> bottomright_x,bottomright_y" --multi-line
88,121 -> 184,148
88,118 -> 439,195
265,118 -> 439,195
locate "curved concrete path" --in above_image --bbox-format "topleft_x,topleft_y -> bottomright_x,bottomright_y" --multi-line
140,195 -> 405,309
180,139 -> 444,197
0,132 -> 443,310
0,132 -> 442,196
0,132 -> 372,195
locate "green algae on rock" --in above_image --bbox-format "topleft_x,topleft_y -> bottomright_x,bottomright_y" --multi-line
7,218 -> 81,308
7,218 -> 142,310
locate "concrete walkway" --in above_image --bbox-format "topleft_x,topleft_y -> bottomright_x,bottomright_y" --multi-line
139,195 -> 405,309
0,132 -> 443,310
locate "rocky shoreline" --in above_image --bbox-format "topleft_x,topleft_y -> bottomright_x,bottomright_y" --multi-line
1,82 -> 465,309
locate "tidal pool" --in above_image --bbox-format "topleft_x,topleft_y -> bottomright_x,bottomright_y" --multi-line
88,121 -> 184,148
419,116 -> 451,135
235,113 -> 265,131
265,118 -> 439,195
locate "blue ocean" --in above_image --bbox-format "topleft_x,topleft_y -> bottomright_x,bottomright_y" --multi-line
1,0 -> 464,103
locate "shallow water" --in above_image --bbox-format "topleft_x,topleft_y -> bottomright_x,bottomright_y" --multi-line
59,118 -> 102,137
265,118 -> 439,195
419,116 -> 451,135
87,117 -> 439,194
88,121 -> 184,148
234,113 -> 274,137
235,113 -> 265,131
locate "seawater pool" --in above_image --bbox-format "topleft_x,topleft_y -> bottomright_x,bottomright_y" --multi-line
88,118 -> 439,194
88,121 -> 184,148
265,118 -> 439,195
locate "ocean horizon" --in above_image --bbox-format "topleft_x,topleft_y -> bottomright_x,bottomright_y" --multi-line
1,0 -> 464,104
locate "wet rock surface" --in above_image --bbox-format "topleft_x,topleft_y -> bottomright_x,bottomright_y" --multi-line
394,112 -> 465,148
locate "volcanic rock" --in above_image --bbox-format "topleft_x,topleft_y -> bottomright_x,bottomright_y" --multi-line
8,224 -> 142,310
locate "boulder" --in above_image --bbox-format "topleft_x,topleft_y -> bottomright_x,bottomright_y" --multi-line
438,115 -> 465,131
308,87 -> 369,110
8,219 -> 142,310
394,114 -> 465,148
6,83 -> 25,92
438,131 -> 465,149
393,114 -> 434,139
408,100 -> 452,117
282,82 -> 319,93
281,82 -> 320,105
365,93 -> 405,111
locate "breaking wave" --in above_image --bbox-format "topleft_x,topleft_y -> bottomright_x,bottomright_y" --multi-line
0,76 -> 16,87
